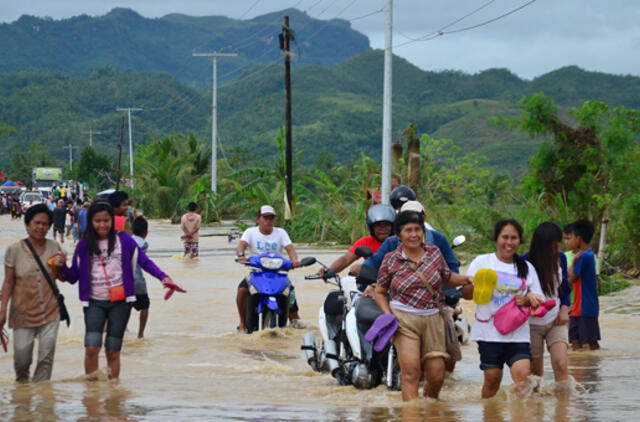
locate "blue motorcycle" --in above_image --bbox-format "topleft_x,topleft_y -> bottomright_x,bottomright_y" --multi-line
239,253 -> 316,333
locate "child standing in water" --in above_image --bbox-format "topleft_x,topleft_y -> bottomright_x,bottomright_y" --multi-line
180,202 -> 201,259
132,217 -> 151,339
565,219 -> 600,350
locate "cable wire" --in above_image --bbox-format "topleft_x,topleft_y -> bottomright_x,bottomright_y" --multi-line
238,0 -> 262,20
394,0 -> 496,46
394,0 -> 536,49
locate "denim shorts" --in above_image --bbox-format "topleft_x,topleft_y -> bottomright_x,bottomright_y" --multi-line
477,341 -> 531,371
84,300 -> 132,350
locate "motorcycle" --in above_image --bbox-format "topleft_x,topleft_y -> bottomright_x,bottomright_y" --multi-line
238,252 -> 316,333
447,235 -> 471,345
301,246 -> 400,390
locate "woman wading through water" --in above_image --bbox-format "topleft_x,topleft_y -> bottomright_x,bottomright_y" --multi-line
57,201 -> 185,379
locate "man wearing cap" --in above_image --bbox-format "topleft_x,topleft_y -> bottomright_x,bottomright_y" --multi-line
235,205 -> 303,332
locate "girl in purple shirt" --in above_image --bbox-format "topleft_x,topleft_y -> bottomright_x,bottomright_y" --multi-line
58,201 -> 181,379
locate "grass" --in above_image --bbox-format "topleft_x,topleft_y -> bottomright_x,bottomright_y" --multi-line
599,273 -> 633,295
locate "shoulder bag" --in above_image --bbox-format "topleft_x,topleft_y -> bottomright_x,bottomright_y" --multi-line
23,239 -> 70,327
407,261 -> 462,362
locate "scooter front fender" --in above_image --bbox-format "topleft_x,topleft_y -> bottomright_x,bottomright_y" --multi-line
318,307 -> 329,342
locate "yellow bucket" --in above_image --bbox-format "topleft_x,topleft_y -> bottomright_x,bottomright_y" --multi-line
473,268 -> 498,305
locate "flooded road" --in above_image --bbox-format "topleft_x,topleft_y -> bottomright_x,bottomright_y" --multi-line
1,214 -> 639,421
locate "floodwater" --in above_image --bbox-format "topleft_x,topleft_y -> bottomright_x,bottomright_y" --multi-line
1,214 -> 639,421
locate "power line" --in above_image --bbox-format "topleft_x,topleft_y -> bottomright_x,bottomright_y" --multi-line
446,0 -> 537,34
347,7 -> 385,22
396,0 -> 496,43
297,0 -> 359,46
318,0 -> 341,16
238,0 -> 262,20
305,0 -> 325,13
394,0 -> 537,49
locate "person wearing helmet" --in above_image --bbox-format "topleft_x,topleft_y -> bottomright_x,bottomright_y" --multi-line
389,185 -> 416,210
318,204 -> 395,276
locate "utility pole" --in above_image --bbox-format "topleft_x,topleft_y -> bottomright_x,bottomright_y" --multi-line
381,0 -> 393,205
116,116 -> 125,191
82,128 -> 102,147
63,143 -> 78,170
116,107 -> 142,188
193,50 -> 238,193
280,16 -> 294,219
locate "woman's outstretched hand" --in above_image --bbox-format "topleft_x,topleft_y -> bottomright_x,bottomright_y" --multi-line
162,278 -> 186,300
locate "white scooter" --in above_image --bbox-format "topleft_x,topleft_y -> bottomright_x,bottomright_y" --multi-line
302,247 -> 398,389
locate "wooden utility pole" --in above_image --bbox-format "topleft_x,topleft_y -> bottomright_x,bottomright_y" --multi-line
116,115 -> 125,191
281,16 -> 294,219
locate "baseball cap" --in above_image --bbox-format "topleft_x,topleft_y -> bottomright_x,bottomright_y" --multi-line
259,205 -> 276,216
400,200 -> 425,214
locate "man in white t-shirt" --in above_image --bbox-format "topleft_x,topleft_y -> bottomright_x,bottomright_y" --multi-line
235,205 -> 302,332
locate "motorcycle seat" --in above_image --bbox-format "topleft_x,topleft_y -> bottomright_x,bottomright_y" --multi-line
355,297 -> 384,331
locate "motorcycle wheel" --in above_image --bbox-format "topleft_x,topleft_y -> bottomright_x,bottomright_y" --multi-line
265,309 -> 277,329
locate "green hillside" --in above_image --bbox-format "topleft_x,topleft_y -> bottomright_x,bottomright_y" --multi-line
2,50 -> 640,174
0,7 -> 370,85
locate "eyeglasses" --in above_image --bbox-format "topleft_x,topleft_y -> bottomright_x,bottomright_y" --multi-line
260,214 -> 276,220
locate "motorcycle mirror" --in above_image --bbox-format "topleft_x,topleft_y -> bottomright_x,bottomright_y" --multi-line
354,246 -> 373,258
300,257 -> 316,267
452,235 -> 466,248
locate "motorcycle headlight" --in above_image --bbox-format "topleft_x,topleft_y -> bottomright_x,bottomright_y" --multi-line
259,257 -> 283,270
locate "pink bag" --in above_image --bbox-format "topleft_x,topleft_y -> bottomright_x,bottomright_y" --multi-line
492,275 -> 557,334
493,297 -> 530,335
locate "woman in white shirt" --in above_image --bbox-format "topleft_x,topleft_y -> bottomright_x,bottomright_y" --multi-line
467,219 -> 543,398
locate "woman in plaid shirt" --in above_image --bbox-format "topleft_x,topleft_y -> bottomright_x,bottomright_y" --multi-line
375,211 -> 472,401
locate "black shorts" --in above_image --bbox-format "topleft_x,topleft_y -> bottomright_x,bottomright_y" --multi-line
53,225 -> 65,234
133,294 -> 150,311
569,316 -> 601,344
477,341 -> 531,371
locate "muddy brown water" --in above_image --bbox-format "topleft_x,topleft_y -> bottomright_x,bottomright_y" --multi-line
1,215 -> 639,421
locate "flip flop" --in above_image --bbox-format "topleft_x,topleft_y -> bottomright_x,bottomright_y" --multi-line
364,313 -> 396,343
163,280 -> 187,300
473,268 -> 498,305
373,318 -> 398,352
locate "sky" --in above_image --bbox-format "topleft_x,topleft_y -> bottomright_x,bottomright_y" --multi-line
2,0 -> 640,79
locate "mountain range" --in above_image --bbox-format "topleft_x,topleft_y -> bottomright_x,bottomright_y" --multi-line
1,9 -> 639,175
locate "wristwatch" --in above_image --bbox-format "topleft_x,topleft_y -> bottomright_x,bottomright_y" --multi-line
237,253 -> 245,257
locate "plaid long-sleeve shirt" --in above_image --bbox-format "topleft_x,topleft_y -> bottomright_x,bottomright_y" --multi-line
377,244 -> 451,310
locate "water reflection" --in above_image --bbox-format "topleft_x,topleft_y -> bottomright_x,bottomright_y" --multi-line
8,382 -> 56,421
79,382 -> 136,421
569,353 -> 602,393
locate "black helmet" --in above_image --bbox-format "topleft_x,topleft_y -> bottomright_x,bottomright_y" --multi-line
389,185 -> 416,210
366,204 -> 395,236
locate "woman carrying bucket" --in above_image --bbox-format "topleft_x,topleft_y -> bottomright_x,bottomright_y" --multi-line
467,219 -> 544,398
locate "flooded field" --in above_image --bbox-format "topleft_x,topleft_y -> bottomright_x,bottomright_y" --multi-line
1,215 -> 639,421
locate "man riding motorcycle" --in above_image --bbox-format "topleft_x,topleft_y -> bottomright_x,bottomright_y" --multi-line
235,205 -> 302,332
318,204 -> 396,277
